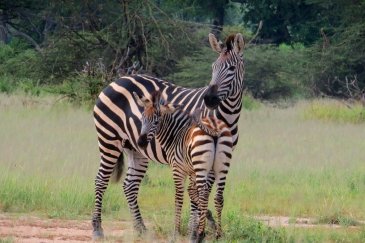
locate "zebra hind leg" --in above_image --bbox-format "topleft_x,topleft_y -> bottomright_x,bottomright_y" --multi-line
92,148 -> 124,239
122,150 -> 149,235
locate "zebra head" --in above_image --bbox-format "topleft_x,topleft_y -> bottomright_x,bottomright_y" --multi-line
133,91 -> 177,149
204,33 -> 245,110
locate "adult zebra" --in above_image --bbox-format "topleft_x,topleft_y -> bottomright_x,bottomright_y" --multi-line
92,33 -> 245,238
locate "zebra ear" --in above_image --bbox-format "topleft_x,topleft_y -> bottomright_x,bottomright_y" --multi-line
160,103 -> 179,114
192,108 -> 202,123
209,33 -> 222,53
234,33 -> 245,54
133,92 -> 150,108
151,90 -> 162,109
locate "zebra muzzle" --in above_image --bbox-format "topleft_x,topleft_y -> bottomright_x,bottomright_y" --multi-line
137,134 -> 149,149
204,85 -> 220,110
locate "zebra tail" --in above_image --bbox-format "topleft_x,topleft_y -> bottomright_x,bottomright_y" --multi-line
110,153 -> 124,183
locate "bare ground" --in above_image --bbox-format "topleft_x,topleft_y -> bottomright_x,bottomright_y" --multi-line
0,214 -> 363,242
0,214 -> 165,243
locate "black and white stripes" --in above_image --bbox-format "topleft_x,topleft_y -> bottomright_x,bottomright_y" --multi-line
91,33 -> 245,239
135,91 -> 233,241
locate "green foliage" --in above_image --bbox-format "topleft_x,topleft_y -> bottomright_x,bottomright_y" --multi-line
305,23 -> 365,97
242,94 -> 260,110
241,0 -> 323,44
224,212 -> 287,242
0,75 -> 16,94
48,76 -> 106,106
303,100 -> 365,123
166,47 -> 215,87
316,212 -> 362,227
0,238 -> 14,243
0,40 -> 43,93
1,95 -> 365,241
244,43 -> 307,99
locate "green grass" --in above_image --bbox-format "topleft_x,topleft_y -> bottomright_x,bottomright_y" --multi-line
0,94 -> 364,241
303,99 -> 365,123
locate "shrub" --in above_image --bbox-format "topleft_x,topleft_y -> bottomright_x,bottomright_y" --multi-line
244,43 -> 308,99
242,93 -> 261,110
48,75 -> 107,107
166,47 -> 215,88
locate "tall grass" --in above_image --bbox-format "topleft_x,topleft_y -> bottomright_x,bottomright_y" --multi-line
0,95 -> 364,241
303,99 -> 365,123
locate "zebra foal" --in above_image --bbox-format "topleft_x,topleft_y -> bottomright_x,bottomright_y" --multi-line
134,91 -> 233,242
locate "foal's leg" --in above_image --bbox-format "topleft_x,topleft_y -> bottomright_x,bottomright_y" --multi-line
172,167 -> 186,236
187,176 -> 199,233
213,135 -> 233,239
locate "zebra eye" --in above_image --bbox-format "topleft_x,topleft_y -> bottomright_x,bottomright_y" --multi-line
228,66 -> 236,71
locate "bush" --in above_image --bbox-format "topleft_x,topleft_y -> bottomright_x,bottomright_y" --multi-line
166,47 -> 215,87
0,75 -> 16,94
242,93 -> 261,110
244,43 -> 308,99
305,23 -> 365,98
48,75 -> 107,106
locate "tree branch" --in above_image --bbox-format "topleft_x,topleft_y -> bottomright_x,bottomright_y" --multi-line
7,23 -> 43,54
247,20 -> 263,46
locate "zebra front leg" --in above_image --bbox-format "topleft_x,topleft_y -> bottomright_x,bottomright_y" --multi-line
206,170 -> 217,232
213,135 -> 232,239
188,173 -> 216,235
123,150 -> 149,235
172,169 -> 186,238
187,176 -> 199,234
214,178 -> 226,239
194,182 -> 210,243
92,149 -> 123,239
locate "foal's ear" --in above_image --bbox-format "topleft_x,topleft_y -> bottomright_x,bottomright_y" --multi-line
160,102 -> 179,114
209,33 -> 222,53
191,108 -> 202,123
234,33 -> 245,54
151,90 -> 161,109
133,92 -> 151,108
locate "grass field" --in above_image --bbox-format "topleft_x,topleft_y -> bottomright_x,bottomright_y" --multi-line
0,94 -> 364,242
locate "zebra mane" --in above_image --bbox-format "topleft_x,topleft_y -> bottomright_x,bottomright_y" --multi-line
191,108 -> 222,137
225,34 -> 236,51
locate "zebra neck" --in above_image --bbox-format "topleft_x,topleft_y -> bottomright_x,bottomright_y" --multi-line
156,112 -> 192,149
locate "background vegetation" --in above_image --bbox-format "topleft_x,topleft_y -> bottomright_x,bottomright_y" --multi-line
0,95 -> 364,242
1,0 -> 364,103
1,0 -> 365,242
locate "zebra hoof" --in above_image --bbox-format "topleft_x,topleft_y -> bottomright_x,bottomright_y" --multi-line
92,229 -> 104,240
190,230 -> 205,243
206,210 -> 216,231
197,231 -> 206,243
215,231 -> 222,240
189,229 -> 198,243
135,224 -> 147,236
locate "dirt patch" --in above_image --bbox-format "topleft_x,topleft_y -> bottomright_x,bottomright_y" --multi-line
0,214 -> 164,242
255,215 -> 364,229
1,214 -> 362,242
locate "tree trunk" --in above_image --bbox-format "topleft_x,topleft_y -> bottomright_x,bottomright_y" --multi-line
211,6 -> 224,39
0,11 -> 10,43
